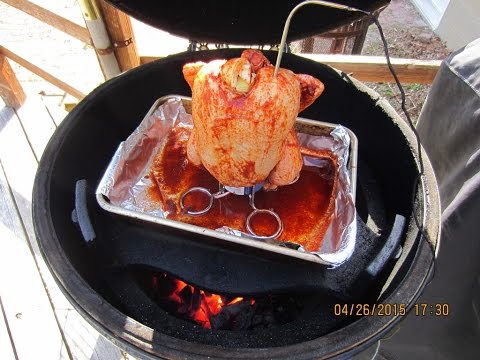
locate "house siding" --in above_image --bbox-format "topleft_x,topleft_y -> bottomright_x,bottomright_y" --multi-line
411,0 -> 479,49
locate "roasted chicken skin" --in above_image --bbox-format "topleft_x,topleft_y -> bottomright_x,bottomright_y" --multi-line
182,50 -> 324,188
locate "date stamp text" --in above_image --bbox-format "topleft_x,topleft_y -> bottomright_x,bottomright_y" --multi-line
334,303 -> 450,317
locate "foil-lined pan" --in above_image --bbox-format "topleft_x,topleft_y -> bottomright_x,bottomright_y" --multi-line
96,95 -> 358,266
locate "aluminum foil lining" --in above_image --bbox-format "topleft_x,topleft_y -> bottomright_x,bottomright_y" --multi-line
97,96 -> 357,266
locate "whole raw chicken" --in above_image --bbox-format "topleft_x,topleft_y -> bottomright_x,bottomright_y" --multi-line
182,50 -> 324,189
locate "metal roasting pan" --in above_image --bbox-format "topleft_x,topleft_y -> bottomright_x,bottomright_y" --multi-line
96,95 -> 358,265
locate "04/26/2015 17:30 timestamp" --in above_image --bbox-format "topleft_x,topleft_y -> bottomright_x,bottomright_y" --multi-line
333,303 -> 450,317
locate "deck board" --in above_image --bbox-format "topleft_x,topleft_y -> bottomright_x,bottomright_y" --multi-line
0,96 -> 124,359
0,149 -> 67,359
0,296 -> 17,360
59,309 -> 125,360
38,93 -> 69,127
15,96 -> 58,161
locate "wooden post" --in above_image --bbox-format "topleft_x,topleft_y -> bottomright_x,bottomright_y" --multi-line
79,0 -> 121,79
0,54 -> 26,109
98,0 -> 140,72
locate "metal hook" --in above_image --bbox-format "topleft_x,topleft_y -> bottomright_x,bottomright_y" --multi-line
246,189 -> 283,239
180,184 -> 283,239
246,209 -> 284,240
179,186 -> 230,216
273,0 -> 369,77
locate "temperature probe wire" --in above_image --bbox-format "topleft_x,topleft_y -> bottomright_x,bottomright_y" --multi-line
275,0 -> 430,244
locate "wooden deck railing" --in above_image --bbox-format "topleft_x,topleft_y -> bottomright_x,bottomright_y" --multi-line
141,54 -> 441,85
2,0 -> 91,44
0,0 -> 441,111
0,45 -> 87,100
0,0 -> 139,108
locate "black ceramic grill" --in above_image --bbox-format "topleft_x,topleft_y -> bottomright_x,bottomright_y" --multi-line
32,1 -> 441,359
107,0 -> 389,45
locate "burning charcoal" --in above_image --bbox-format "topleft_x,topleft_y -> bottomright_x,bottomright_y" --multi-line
191,287 -> 201,311
209,310 -> 231,330
157,274 -> 178,297
264,314 -> 275,325
210,301 -> 254,330
252,314 -> 263,326
131,269 -> 306,330
151,275 -> 159,292
231,302 -> 256,330
179,283 -> 193,301
176,285 -> 193,314
223,294 -> 242,304
273,295 -> 303,324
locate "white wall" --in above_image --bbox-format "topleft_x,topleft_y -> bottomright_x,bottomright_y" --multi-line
436,0 -> 480,50
411,0 -> 480,50
411,0 -> 450,28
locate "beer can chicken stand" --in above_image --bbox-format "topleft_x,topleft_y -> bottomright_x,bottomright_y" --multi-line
180,50 -> 326,239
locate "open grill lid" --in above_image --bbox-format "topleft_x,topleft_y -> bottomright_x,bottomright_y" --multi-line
105,0 -> 390,45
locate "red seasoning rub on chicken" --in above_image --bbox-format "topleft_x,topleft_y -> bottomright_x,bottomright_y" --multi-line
182,50 -> 324,189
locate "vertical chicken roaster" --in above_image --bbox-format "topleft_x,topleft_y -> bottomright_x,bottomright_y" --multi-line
183,50 -> 324,190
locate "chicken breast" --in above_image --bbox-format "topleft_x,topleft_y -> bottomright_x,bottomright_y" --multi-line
182,50 -> 324,188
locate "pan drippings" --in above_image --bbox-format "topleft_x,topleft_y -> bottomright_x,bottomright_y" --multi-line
149,126 -> 337,252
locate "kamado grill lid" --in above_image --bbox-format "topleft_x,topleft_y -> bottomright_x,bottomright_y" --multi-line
106,0 -> 390,45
